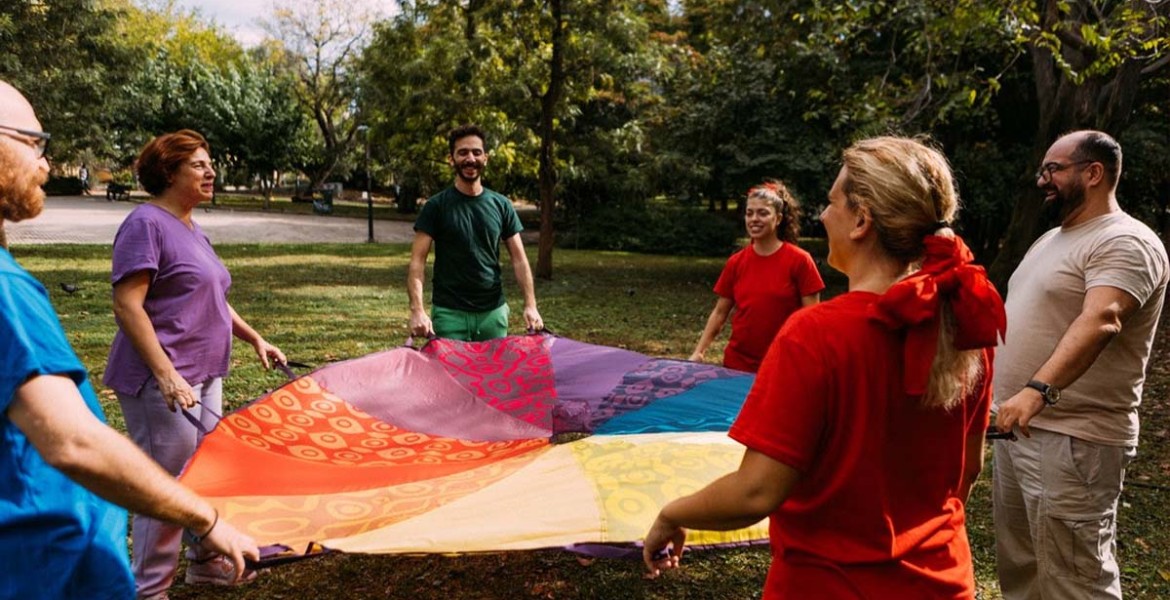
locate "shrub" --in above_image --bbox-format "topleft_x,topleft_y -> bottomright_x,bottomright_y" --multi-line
43,176 -> 85,196
564,203 -> 741,257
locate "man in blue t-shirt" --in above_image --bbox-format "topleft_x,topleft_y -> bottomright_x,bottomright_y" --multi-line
407,124 -> 543,341
0,80 -> 259,599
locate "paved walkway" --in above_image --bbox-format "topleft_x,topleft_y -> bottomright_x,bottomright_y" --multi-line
6,196 -> 422,245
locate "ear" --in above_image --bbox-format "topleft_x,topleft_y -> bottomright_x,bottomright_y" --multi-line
848,206 -> 872,241
1083,162 -> 1106,188
447,153 -> 456,167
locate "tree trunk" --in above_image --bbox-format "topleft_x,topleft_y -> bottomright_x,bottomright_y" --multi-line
987,0 -> 1154,290
535,0 -> 565,281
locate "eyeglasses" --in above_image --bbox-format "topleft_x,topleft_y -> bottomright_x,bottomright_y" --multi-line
1034,159 -> 1094,182
0,124 -> 51,158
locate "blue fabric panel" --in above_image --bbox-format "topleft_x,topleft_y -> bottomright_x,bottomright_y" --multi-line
594,375 -> 754,435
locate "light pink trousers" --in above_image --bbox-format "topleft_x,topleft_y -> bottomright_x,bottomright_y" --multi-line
117,378 -> 222,599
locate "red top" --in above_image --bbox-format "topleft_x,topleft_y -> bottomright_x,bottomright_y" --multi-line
714,242 -> 824,372
729,292 -> 992,599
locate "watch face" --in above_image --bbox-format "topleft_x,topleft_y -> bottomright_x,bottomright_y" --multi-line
1048,387 -> 1061,403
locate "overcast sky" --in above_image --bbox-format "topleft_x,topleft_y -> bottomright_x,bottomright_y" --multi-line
172,0 -> 393,47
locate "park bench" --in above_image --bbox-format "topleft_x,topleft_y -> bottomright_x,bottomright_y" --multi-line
106,182 -> 131,202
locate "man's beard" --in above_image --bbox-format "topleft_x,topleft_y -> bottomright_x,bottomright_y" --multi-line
0,143 -> 46,223
1042,179 -> 1086,224
454,161 -> 483,184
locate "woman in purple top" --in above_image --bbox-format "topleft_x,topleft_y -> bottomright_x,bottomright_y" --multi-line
103,130 -> 285,599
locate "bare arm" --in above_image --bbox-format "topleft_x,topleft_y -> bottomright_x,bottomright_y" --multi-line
228,303 -> 285,369
959,427 -> 986,503
504,233 -> 543,331
112,271 -> 195,410
407,231 -> 434,337
643,448 -> 798,577
996,285 -> 1141,436
689,297 -> 734,362
9,375 -> 258,578
801,293 -> 820,307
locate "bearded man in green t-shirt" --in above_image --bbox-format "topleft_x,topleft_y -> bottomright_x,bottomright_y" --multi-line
407,124 -> 543,341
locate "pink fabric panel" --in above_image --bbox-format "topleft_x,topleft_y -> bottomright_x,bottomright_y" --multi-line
311,349 -> 549,441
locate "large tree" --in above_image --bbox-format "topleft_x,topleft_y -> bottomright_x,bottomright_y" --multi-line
0,0 -> 138,162
361,0 -> 664,278
263,0 -> 382,190
988,0 -> 1170,287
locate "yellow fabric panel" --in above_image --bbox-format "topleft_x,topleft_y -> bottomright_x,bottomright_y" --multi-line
324,445 -> 603,553
570,432 -> 769,546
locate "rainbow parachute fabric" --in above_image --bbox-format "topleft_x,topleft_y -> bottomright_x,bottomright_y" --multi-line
180,333 -> 768,558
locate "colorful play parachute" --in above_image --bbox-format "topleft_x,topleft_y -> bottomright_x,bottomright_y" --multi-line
179,333 -> 767,558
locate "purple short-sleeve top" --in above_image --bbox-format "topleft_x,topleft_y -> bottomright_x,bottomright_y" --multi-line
103,203 -> 233,396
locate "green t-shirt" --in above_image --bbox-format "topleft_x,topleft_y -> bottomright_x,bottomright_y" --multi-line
414,186 -> 524,312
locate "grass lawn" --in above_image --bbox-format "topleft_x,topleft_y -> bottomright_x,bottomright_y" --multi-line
14,241 -> 1169,599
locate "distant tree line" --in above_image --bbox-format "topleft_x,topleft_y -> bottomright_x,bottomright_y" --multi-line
3,0 -> 1167,281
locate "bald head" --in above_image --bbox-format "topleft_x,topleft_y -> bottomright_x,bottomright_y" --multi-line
1058,130 -> 1123,190
0,81 -> 41,130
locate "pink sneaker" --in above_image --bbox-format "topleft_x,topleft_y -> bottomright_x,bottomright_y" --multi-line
184,555 -> 258,586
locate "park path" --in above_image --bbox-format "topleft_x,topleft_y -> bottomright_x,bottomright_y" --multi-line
6,196 -> 421,245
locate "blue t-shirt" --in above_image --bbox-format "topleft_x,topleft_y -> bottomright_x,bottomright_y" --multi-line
0,249 -> 134,599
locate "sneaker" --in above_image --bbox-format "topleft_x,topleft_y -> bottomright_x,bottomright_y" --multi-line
184,555 -> 259,586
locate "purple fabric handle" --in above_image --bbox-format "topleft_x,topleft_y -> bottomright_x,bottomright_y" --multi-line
244,543 -> 333,570
179,400 -> 223,435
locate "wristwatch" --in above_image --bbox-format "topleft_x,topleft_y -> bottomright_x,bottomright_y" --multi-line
1025,379 -> 1061,406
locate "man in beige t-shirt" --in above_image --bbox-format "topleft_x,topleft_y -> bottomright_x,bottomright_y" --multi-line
993,130 -> 1168,600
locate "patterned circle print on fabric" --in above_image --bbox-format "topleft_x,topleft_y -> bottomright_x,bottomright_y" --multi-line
182,335 -> 763,555
424,335 -> 557,428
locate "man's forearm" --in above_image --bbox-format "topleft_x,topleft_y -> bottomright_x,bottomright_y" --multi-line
11,375 -> 217,534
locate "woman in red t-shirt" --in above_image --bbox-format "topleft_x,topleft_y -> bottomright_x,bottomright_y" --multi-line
689,181 -> 825,372
645,137 -> 1006,599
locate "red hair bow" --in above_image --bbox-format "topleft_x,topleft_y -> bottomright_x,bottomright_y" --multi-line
868,235 -> 1007,396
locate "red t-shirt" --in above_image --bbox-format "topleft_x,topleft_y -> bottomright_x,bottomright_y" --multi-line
729,292 -> 992,599
714,242 -> 825,372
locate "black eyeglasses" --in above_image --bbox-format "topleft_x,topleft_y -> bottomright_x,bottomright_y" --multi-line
1035,159 -> 1094,182
0,124 -> 51,158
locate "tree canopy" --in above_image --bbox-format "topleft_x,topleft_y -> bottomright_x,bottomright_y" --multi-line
4,0 -> 1168,275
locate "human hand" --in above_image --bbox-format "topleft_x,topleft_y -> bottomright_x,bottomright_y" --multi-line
688,351 -> 704,363
995,388 -> 1046,438
642,515 -> 687,579
524,305 -> 543,332
253,338 -> 286,370
156,371 -> 198,411
199,519 -> 260,583
409,309 -> 434,338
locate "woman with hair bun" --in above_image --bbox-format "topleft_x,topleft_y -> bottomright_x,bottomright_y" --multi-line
689,181 -> 824,372
646,137 -> 1006,599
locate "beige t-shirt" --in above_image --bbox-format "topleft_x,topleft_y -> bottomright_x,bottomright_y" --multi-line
993,211 -> 1168,446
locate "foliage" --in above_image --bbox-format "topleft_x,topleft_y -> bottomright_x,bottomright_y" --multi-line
262,0 -> 381,189
42,176 -> 86,196
566,202 -> 741,256
0,0 -> 138,162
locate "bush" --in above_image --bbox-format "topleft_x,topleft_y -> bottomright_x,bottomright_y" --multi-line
564,203 -> 741,257
43,176 -> 85,196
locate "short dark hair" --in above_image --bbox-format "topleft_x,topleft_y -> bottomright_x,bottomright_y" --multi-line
135,129 -> 210,196
1070,130 -> 1122,188
447,124 -> 486,155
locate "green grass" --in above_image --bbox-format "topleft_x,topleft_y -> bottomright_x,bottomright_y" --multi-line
13,242 -> 1168,599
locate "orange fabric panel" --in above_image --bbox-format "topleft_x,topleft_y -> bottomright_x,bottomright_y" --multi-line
181,376 -> 548,496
